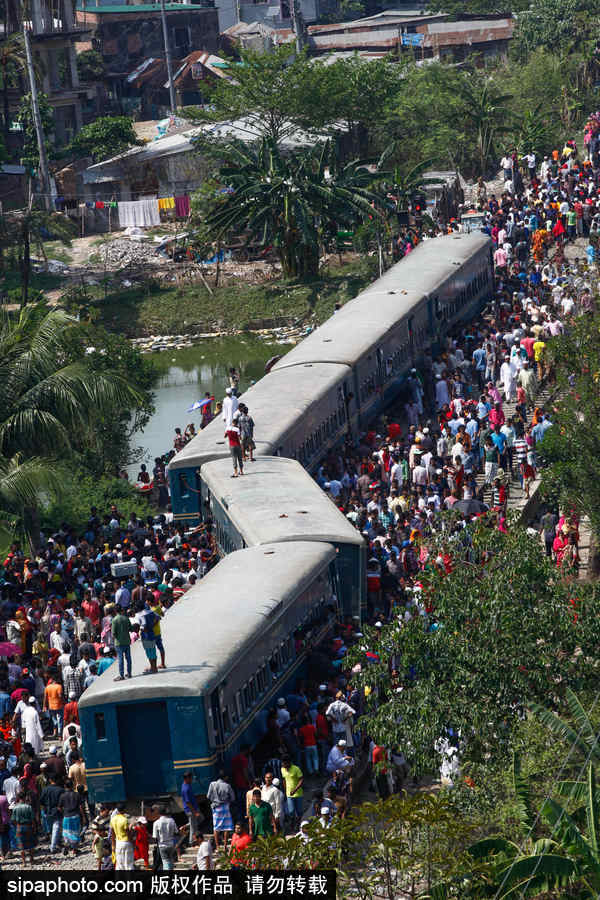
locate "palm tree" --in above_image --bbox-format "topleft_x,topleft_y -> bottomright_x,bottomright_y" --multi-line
457,76 -> 514,178
0,35 -> 26,139
0,305 -> 143,542
206,138 -> 380,280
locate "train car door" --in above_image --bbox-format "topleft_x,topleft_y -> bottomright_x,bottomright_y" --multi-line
117,702 -> 176,797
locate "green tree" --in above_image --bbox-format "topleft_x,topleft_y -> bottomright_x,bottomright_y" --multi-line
539,310 -> 600,541
0,305 -> 144,542
470,763 -> 600,897
0,206 -> 75,305
0,35 -> 26,140
512,0 -> 597,59
529,688 -> 600,766
204,138 -> 379,280
16,91 -> 54,171
186,46 -> 322,144
70,115 -> 139,163
233,792 -> 477,900
456,75 -> 514,177
382,63 -> 472,173
76,48 -> 105,82
346,521 -> 600,775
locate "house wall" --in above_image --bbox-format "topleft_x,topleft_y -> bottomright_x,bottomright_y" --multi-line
77,8 -> 219,74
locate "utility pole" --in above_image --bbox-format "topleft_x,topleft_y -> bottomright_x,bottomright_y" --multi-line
160,0 -> 177,115
23,25 -> 52,211
290,0 -> 305,54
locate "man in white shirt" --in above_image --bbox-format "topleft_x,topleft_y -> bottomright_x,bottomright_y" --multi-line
326,693 -> 355,745
222,388 -> 238,427
196,836 -> 214,870
435,375 -> 450,411
261,772 -> 284,833
152,806 -> 177,870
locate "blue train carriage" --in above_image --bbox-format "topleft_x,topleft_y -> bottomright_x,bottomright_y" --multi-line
168,362 -> 355,524
272,232 -> 493,425
200,456 -> 366,620
79,542 -> 339,803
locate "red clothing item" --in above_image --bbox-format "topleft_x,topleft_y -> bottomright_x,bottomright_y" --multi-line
225,427 -> 241,448
230,752 -> 250,791
372,745 -> 387,773
64,701 -> 79,726
133,824 -> 149,866
230,832 -> 252,866
387,423 -> 401,441
82,598 -> 100,627
316,713 -> 329,742
299,723 -> 317,748
520,337 -> 535,359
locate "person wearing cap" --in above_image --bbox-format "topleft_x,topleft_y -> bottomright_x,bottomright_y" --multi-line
96,647 -> 115,677
222,387 -> 239,428
325,739 -> 354,775
276,697 -> 290,730
20,696 -> 43,755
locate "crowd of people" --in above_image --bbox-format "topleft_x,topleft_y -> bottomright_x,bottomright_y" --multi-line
0,141 -> 593,871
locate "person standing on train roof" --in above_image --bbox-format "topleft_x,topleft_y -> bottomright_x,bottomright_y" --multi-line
181,771 -> 202,846
111,609 -> 133,681
136,600 -> 159,675
222,387 -> 239,428
225,418 -> 244,478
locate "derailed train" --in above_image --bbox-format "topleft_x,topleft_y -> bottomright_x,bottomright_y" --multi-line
80,232 -> 493,802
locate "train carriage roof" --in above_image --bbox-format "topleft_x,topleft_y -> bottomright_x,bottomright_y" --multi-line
79,541 -> 336,707
273,232 -> 492,370
168,363 -> 351,471
202,456 -> 364,547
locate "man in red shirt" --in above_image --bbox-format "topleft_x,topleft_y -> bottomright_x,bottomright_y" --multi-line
225,421 -> 244,478
298,719 -> 318,775
229,822 -> 252,869
372,744 -> 390,799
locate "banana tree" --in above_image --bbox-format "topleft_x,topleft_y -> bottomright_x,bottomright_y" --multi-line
529,687 -> 600,765
466,759 -> 600,898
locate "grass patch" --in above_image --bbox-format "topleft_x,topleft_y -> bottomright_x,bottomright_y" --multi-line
0,268 -> 65,300
94,257 -> 378,336
42,241 -> 73,264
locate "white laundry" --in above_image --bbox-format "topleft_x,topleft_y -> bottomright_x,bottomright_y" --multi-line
118,198 -> 160,228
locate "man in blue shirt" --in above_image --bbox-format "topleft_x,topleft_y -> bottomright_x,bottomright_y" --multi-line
532,415 -> 552,445
182,771 -> 202,845
472,346 -> 486,389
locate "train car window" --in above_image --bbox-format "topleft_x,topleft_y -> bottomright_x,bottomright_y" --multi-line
179,473 -> 190,500
236,690 -> 243,718
222,707 -> 231,735
94,712 -> 106,741
243,684 -> 250,710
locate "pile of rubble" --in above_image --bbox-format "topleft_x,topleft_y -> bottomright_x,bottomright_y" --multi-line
131,323 -> 306,354
92,239 -> 163,268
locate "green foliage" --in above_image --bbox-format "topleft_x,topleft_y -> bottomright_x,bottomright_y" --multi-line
232,792 -> 477,899
204,138 -> 379,280
76,49 -> 105,82
512,0 -> 593,58
69,116 -> 139,163
539,310 -> 600,541
40,465 -> 153,536
186,46 -> 325,144
0,304 -> 150,539
346,521 -> 600,775
16,91 -> 54,170
427,0 -> 529,15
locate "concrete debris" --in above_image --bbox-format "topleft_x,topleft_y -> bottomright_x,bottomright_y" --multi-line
99,239 -> 163,268
131,323 -> 304,354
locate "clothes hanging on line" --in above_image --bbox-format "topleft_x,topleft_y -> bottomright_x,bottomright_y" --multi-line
158,197 -> 175,210
95,201 -> 105,210
118,197 -> 160,228
175,195 -> 190,218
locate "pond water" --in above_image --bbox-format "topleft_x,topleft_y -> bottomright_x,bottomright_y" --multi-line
128,335 -> 292,477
